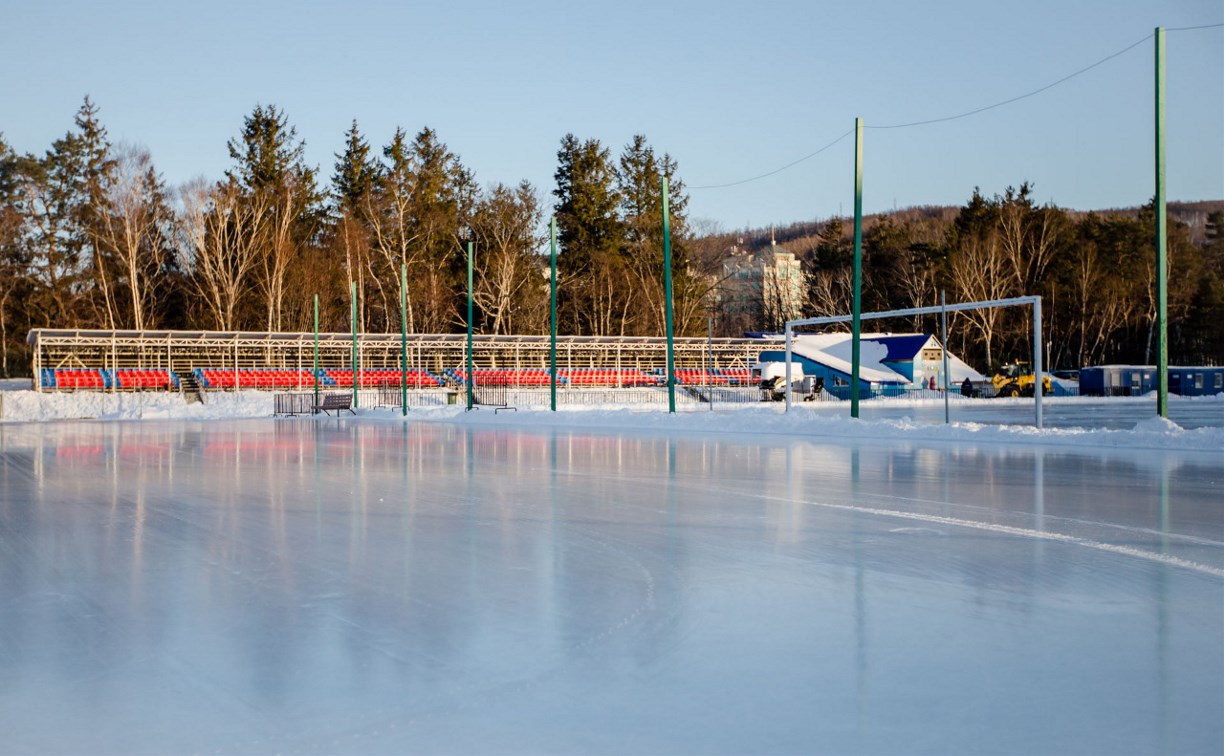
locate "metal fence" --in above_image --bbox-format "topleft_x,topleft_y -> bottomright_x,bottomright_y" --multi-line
273,393 -> 315,415
271,383 -> 1089,416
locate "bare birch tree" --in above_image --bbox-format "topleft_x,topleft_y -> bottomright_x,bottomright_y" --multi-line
94,145 -> 170,331
471,182 -> 544,335
179,180 -> 268,331
949,230 -> 1013,369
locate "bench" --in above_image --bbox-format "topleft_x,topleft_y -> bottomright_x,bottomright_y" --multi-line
314,393 -> 355,416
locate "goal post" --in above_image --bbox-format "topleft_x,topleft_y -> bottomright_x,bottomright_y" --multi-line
784,295 -> 1044,428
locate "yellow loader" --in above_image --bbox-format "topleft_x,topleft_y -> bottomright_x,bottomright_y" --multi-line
992,361 -> 1052,398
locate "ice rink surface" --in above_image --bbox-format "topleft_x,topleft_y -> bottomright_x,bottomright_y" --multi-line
1,418 -> 1221,754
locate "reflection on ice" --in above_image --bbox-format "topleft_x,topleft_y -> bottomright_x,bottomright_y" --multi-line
0,420 -> 1221,754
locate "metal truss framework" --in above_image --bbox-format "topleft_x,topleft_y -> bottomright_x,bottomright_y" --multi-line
27,329 -> 764,391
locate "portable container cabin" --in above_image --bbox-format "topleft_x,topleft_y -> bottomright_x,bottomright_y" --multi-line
1080,365 -> 1224,397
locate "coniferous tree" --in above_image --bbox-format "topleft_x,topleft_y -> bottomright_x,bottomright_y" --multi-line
225,104 -> 322,330
614,134 -> 702,335
329,120 -> 380,329
17,124 -> 88,328
364,126 -> 473,333
71,98 -> 122,329
333,120 -> 379,219
553,134 -> 623,334
0,134 -> 30,375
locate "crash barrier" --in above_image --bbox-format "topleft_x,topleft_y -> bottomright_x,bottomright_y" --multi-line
274,393 -> 316,415
472,383 -> 515,412
273,392 -> 356,415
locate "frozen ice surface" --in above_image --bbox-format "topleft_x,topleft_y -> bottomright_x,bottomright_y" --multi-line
1,419 -> 1221,754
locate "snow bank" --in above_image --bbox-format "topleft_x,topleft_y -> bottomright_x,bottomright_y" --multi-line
3,388 -> 1222,453
378,403 -> 1224,453
0,389 -> 273,421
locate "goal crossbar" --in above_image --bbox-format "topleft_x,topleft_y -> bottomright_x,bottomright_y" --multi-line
784,296 -> 1044,428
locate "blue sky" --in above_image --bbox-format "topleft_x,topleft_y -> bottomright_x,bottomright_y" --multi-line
2,0 -> 1221,231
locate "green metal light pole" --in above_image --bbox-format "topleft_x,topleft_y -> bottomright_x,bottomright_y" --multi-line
313,293 -> 319,412
400,263 -> 408,417
1155,27 -> 1168,418
466,239 -> 474,412
851,117 -> 864,418
350,281 -> 358,410
549,217 -> 558,412
662,175 -> 676,414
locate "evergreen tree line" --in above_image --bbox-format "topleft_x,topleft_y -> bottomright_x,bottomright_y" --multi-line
0,99 -> 705,377
1,98 -> 1220,378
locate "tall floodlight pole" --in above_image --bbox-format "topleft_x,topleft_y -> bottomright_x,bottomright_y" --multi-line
707,309 -> 713,412
941,290 -> 950,425
313,293 -> 319,413
400,263 -> 408,417
350,281 -> 358,410
549,217 -> 558,412
851,117 -> 864,418
662,175 -> 676,414
466,239 -> 475,412
1155,27 -> 1168,418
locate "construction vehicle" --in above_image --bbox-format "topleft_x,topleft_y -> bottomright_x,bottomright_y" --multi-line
752,361 -> 808,401
992,361 -> 1052,397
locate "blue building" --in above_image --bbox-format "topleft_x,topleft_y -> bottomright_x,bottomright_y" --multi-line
1079,365 -> 1224,396
754,332 -> 984,392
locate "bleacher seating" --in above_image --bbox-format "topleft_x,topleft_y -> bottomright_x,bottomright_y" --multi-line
673,368 -> 750,386
39,364 -> 751,392
449,368 -> 555,387
675,369 -> 730,385
445,368 -> 658,387
114,368 -> 176,390
553,368 -> 658,387
718,368 -> 751,385
48,368 -> 107,390
327,368 -> 442,388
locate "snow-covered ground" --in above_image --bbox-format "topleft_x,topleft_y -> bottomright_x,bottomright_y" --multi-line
3,386 -> 1224,452
0,417 -> 1220,754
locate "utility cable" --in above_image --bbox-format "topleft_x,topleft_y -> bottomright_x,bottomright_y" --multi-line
688,129 -> 854,189
689,22 -> 1221,190
868,33 -> 1152,129
1166,22 -> 1224,31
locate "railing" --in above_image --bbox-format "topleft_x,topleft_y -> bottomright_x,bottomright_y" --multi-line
273,393 -> 315,415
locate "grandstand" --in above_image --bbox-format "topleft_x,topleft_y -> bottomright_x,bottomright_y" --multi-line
26,329 -> 763,392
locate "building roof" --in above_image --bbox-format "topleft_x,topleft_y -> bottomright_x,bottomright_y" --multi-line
753,332 -> 986,383
866,334 -> 931,361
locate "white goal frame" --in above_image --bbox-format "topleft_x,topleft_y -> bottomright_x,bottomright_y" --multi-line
784,295 -> 1045,428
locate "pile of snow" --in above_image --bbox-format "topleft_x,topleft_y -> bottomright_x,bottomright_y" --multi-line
3,388 -> 1222,453
0,389 -> 272,421
378,404 -> 1224,453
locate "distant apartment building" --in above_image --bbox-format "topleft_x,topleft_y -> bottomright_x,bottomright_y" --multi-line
719,238 -> 807,332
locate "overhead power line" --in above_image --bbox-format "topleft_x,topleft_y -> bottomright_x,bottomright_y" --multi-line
690,22 -> 1222,191
868,33 -> 1152,130
688,130 -> 854,190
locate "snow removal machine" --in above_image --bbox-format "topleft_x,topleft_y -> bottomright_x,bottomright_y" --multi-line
991,361 -> 1052,397
753,361 -> 816,401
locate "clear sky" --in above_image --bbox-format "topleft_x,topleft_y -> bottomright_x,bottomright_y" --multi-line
2,0 -> 1220,232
